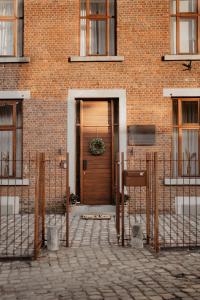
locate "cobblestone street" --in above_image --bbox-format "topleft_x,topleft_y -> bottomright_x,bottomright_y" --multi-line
1,245 -> 200,300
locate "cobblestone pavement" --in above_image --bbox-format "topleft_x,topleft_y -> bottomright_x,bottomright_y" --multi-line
1,246 -> 200,300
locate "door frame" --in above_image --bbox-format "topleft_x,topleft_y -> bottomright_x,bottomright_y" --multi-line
78,99 -> 116,204
67,89 -> 127,194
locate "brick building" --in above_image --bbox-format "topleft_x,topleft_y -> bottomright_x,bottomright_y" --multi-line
0,0 -> 200,209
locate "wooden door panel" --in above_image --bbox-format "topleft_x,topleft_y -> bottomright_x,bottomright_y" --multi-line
81,100 -> 113,205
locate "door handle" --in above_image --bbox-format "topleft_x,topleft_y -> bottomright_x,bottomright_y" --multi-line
83,160 -> 88,171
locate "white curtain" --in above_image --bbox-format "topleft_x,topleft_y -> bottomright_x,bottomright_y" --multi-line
0,1 -> 14,55
0,131 -> 13,177
173,128 -> 178,177
89,20 -> 106,55
182,130 -> 198,176
0,0 -> 14,16
179,0 -> 197,12
180,18 -> 196,53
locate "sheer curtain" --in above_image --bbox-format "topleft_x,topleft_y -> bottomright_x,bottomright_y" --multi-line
182,130 -> 198,176
0,0 -> 14,56
0,104 -> 13,176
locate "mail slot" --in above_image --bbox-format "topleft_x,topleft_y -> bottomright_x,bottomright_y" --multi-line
123,170 -> 147,187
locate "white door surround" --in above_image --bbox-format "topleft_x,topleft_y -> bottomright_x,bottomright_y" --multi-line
67,89 -> 127,193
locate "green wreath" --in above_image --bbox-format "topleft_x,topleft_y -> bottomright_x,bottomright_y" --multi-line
89,138 -> 106,156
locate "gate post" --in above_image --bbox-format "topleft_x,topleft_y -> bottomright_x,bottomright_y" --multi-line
121,152 -> 125,247
146,153 -> 151,244
34,152 -> 40,259
115,153 -> 120,243
154,152 -> 160,253
39,153 -> 46,246
66,153 -> 70,247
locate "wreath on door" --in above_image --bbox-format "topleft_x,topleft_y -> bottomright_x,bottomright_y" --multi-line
89,138 -> 106,156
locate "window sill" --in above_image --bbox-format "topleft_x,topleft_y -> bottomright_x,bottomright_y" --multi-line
0,179 -> 29,186
69,56 -> 125,62
0,57 -> 30,63
164,178 -> 200,186
162,54 -> 200,61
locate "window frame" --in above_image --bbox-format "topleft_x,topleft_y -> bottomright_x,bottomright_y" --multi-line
0,0 -> 23,57
170,0 -> 200,54
0,100 -> 23,178
173,97 -> 200,176
80,0 -> 116,56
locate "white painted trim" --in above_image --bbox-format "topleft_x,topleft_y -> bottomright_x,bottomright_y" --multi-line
163,54 -> 200,61
69,56 -> 124,62
67,89 -> 127,193
0,179 -> 29,186
175,196 -> 200,215
163,88 -> 200,97
164,178 -> 200,185
0,91 -> 31,99
0,57 -> 30,63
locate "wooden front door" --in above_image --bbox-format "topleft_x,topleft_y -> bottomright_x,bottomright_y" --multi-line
80,100 -> 114,205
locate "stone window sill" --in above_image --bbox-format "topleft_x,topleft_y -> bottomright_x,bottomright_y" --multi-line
164,178 -> 200,186
0,57 -> 30,63
162,54 -> 200,61
0,179 -> 29,186
69,56 -> 124,62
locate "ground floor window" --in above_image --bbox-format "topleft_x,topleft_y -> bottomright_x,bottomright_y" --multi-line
173,98 -> 200,176
0,100 -> 22,178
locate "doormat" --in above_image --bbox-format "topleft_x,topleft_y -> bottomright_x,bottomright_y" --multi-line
81,214 -> 111,220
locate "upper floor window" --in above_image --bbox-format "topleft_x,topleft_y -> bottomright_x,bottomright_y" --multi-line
0,0 -> 24,56
80,0 -> 116,56
171,0 -> 199,54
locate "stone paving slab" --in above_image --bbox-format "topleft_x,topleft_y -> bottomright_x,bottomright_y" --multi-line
0,246 -> 200,299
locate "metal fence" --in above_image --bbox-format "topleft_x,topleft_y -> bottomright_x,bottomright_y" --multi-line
117,152 -> 200,252
0,153 -> 69,260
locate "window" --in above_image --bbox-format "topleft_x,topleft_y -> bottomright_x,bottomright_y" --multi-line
0,0 -> 24,56
0,101 -> 22,178
80,0 -> 116,56
173,99 -> 200,176
171,0 -> 199,54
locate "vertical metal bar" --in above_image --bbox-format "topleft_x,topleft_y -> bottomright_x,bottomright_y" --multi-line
146,153 -> 150,245
121,152 -> 125,247
66,153 -> 69,247
154,152 -> 159,253
115,152 -> 120,242
40,153 -> 46,246
34,152 -> 39,259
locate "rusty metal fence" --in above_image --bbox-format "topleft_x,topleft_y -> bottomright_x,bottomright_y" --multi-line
0,152 -> 69,260
116,152 -> 200,252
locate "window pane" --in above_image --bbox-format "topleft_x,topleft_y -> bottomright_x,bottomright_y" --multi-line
80,0 -> 86,17
173,128 -> 178,176
90,0 -> 106,15
16,101 -> 22,127
182,101 -> 198,123
109,18 -> 115,55
0,131 -> 13,177
0,0 -> 14,17
173,100 -> 178,125
171,0 -> 176,14
89,20 -> 106,55
171,17 -> 176,54
0,104 -> 13,126
182,130 -> 198,176
0,21 -> 14,56
109,0 -> 115,17
80,19 -> 86,56
180,18 -> 197,54
16,128 -> 22,177
179,0 -> 197,12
